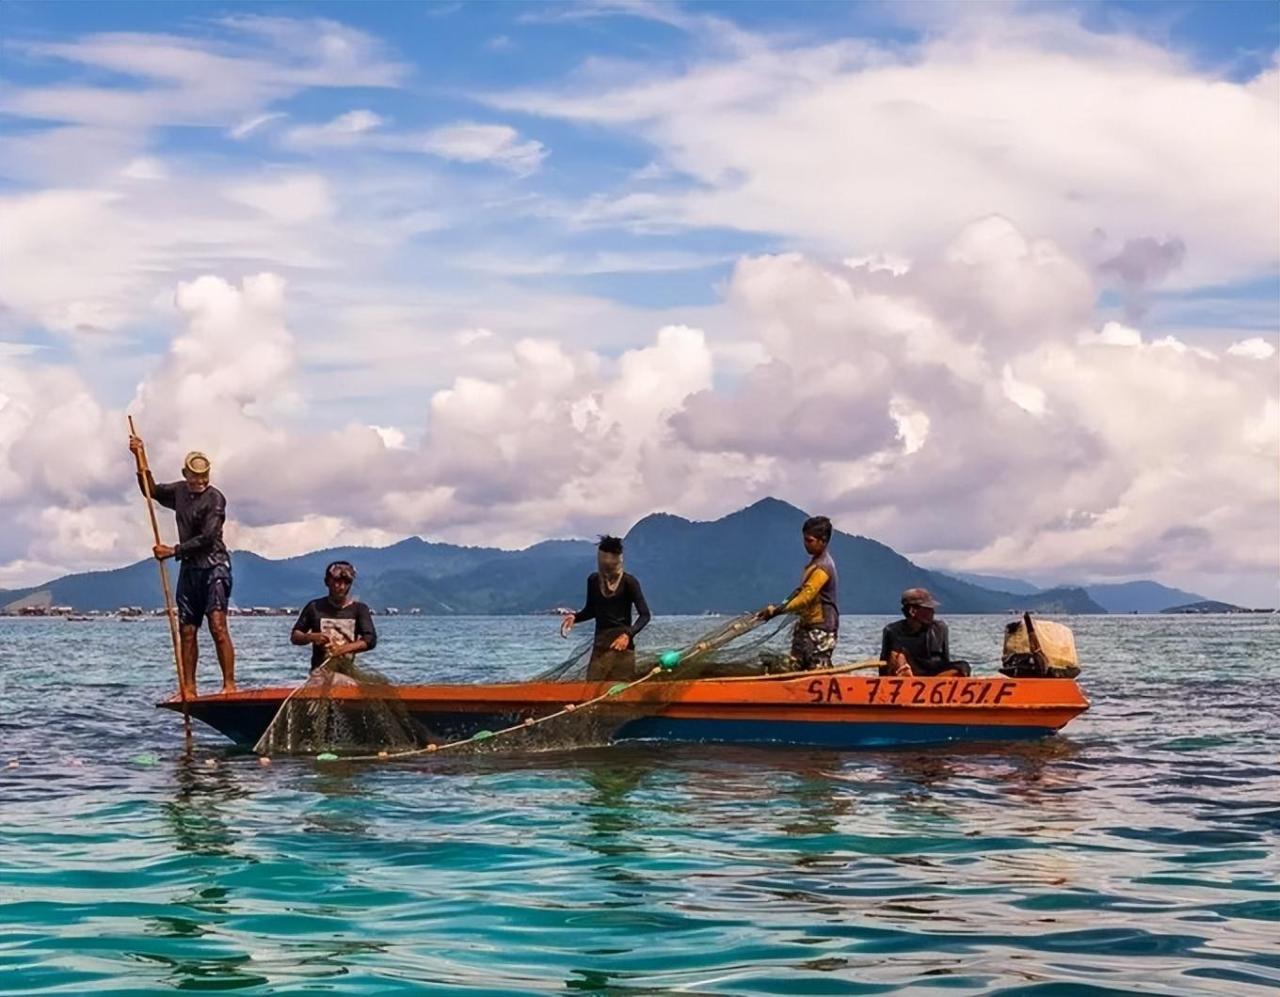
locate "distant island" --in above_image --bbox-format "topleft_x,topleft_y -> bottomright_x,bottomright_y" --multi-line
932,573 -> 1214,614
0,497 -> 1250,617
1161,600 -> 1273,614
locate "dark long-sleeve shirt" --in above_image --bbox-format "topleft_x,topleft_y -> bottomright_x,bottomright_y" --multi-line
880,619 -> 951,676
293,598 -> 378,670
573,572 -> 651,645
138,473 -> 230,570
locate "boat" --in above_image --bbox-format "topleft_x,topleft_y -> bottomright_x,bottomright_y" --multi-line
160,671 -> 1089,751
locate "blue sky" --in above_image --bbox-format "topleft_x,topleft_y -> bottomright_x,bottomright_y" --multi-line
0,0 -> 1277,603
2,1 -> 1276,327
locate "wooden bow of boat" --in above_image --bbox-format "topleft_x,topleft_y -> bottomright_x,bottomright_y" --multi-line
160,672 -> 1089,750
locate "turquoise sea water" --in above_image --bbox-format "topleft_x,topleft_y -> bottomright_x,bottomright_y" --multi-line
1,613 -> 1277,995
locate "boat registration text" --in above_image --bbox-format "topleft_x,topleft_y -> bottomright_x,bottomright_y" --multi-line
806,676 -> 1018,706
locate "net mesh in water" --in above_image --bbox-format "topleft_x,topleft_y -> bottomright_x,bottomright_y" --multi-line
534,612 -> 795,683
253,655 -> 430,757
254,613 -> 802,757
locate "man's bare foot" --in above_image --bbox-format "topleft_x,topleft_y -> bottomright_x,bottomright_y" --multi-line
218,682 -> 238,695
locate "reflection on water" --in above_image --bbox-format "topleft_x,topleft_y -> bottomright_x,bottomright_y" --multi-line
582,763 -> 649,846
1,614 -> 1277,994
163,754 -> 249,857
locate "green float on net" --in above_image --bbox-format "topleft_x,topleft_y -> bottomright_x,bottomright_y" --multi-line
659,650 -> 681,670
316,752 -> 339,762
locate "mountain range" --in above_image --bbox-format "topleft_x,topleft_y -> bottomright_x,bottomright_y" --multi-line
0,497 -> 1210,615
934,571 -> 1207,614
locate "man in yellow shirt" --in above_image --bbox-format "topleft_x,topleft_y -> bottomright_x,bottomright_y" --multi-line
758,516 -> 840,671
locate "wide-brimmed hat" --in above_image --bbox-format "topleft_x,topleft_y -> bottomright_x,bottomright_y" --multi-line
183,451 -> 211,476
901,587 -> 939,609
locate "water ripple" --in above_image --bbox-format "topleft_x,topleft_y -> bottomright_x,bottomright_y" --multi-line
1,614 -> 1277,994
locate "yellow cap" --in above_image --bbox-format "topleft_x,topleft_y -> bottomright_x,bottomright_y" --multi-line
183,451 -> 211,476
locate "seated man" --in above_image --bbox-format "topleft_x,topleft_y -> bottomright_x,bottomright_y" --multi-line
291,561 -> 378,670
879,588 -> 971,677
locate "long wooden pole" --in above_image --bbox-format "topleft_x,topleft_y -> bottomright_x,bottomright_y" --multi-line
129,416 -> 191,741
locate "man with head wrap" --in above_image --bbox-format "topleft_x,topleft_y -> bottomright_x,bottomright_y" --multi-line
560,535 -> 652,680
291,561 -> 378,671
128,437 -> 236,695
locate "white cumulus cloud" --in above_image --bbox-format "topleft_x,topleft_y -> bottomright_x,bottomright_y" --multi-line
487,11 -> 1279,286
0,9 -> 1275,605
1227,337 -> 1277,360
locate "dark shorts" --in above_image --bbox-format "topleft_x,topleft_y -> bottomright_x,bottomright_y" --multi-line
790,625 -> 837,671
176,565 -> 232,626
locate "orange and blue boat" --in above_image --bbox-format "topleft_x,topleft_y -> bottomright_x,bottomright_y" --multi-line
163,671 -> 1089,750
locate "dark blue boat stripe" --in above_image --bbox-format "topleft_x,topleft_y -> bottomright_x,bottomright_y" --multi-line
190,704 -> 1056,749
613,717 -> 1055,747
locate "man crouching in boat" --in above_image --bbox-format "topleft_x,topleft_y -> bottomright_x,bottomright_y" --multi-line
129,438 -> 235,696
879,588 -> 971,677
291,561 -> 378,670
757,516 -> 840,671
560,536 -> 652,681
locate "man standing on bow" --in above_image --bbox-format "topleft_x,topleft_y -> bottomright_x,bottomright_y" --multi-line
129,437 -> 236,696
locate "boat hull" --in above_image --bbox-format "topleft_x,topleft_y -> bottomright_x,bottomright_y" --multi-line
162,673 -> 1089,751
614,716 -> 1061,747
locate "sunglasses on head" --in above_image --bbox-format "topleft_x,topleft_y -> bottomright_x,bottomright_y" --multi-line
325,561 -> 356,581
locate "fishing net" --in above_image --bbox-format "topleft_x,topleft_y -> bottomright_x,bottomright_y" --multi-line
253,655 -> 432,757
255,613 -> 808,758
534,612 -> 796,684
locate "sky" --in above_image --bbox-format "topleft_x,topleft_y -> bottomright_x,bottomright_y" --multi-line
1,0 -> 1277,605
